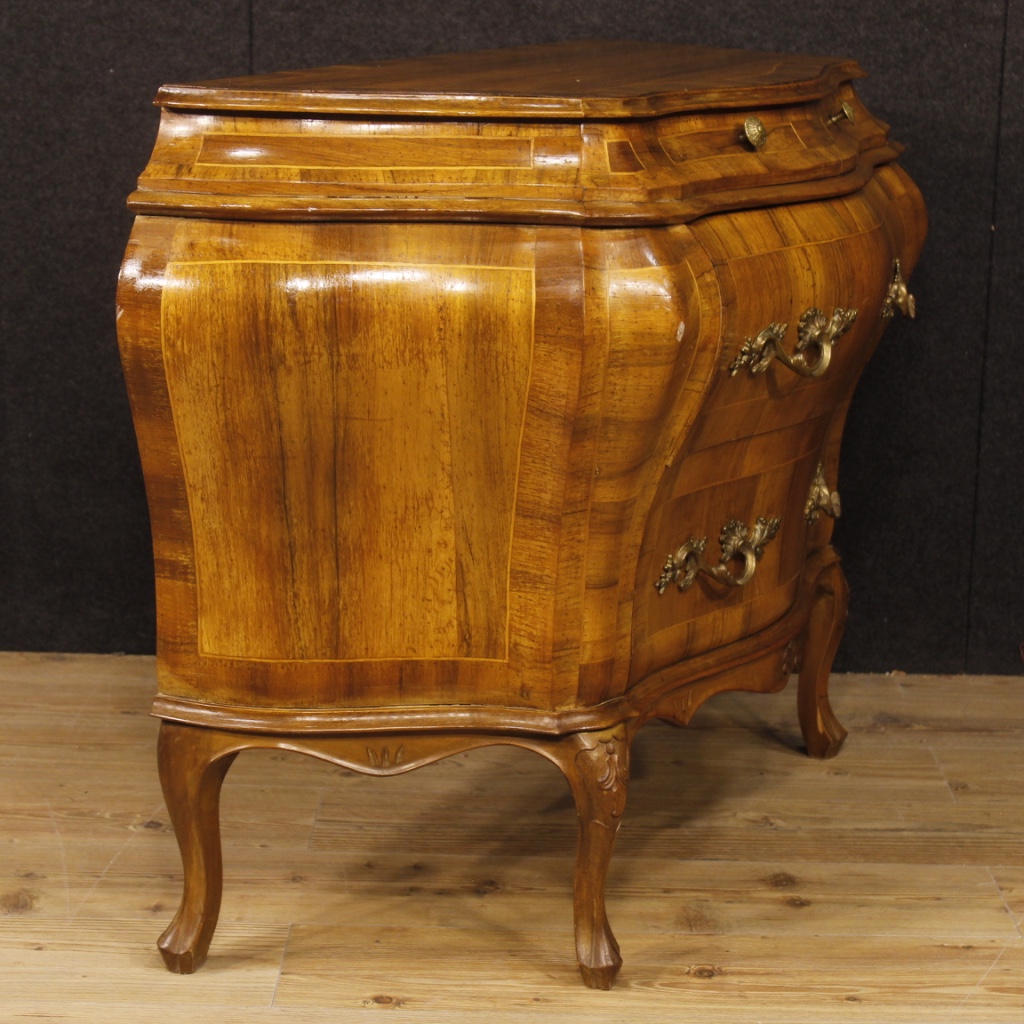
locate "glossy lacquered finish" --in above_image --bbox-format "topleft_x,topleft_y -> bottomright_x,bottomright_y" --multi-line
129,40 -> 900,225
117,40 -> 926,988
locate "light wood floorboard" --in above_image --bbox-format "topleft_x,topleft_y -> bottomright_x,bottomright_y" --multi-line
1,652 -> 1022,1021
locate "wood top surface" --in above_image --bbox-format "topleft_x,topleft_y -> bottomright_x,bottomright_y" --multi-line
156,39 -> 863,118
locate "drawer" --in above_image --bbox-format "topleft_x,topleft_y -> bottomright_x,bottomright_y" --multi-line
625,180 -> 917,691
630,420 -> 834,681
131,47 -> 899,226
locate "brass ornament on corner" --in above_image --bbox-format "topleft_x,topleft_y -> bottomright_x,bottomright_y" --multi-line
728,306 -> 858,379
805,463 -> 841,522
882,259 -> 916,319
655,515 -> 781,594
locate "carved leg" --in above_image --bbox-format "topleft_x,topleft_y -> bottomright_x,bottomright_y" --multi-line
798,556 -> 850,759
551,726 -> 629,989
156,721 -> 240,973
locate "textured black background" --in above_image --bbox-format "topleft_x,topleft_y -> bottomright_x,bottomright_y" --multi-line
1,1 -> 1021,674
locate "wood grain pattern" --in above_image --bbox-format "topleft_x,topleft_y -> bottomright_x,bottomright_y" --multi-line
155,40 -> 864,117
162,257 -> 533,663
130,103 -> 898,224
630,168 -> 920,685
130,44 -> 898,224
114,41 -> 928,987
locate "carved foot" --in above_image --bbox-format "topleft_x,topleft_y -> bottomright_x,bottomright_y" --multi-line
573,871 -> 622,990
158,942 -> 203,975
156,721 -> 240,973
797,554 -> 850,759
555,726 -> 629,989
578,959 -> 622,991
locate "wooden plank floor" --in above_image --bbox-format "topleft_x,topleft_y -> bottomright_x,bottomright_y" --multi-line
1,652 -> 1022,1022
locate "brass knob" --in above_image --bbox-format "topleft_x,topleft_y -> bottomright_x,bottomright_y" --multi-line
742,115 -> 768,149
827,101 -> 855,126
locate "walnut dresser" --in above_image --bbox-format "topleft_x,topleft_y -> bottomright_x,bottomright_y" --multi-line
117,40 -> 926,988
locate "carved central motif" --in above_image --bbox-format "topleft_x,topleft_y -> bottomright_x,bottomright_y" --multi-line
366,745 -> 405,768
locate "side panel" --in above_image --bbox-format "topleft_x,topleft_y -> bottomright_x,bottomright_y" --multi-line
161,258 -> 532,663
119,217 -> 721,715
119,219 -> 573,710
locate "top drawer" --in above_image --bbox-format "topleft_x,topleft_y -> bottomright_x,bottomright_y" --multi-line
127,40 -> 902,225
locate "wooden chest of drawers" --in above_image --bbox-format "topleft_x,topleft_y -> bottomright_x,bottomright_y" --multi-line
117,40 -> 925,987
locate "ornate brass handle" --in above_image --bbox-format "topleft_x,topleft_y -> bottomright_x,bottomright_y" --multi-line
655,516 -> 781,594
742,115 -> 768,149
728,306 -> 858,379
882,259 -> 916,319
805,463 -> 841,522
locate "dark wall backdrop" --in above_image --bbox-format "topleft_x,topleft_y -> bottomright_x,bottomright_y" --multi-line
2,1 -> 1021,674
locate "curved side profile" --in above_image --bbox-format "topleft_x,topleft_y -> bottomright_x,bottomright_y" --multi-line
117,41 -> 927,988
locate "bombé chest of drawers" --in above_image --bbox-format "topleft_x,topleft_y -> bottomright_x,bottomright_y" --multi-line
117,39 -> 925,988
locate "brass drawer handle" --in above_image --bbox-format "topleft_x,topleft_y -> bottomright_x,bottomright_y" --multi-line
882,259 -> 916,319
655,516 -> 781,594
742,115 -> 768,149
827,100 -> 855,126
805,463 -> 841,522
728,306 -> 858,379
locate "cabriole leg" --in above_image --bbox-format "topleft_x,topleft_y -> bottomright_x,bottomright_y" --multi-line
156,721 -> 240,973
798,556 -> 850,759
552,725 -> 630,989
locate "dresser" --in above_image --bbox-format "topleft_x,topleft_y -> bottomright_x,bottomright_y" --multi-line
117,40 -> 926,988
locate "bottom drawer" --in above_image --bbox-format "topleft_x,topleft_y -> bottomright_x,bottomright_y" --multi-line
631,423 -> 832,681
